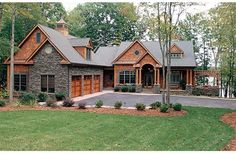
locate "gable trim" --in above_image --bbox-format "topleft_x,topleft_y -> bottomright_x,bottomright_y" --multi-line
171,43 -> 184,53
112,40 -> 162,66
26,39 -> 70,64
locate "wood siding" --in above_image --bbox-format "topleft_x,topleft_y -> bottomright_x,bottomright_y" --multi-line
14,28 -> 47,61
116,42 -> 147,63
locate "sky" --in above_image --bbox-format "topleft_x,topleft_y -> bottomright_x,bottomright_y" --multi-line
62,1 -> 219,12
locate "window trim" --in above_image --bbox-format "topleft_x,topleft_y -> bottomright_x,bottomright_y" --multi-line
41,75 -> 55,93
14,74 -> 27,91
119,70 -> 135,84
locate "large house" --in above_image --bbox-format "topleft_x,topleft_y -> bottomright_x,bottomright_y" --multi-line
4,19 -> 196,98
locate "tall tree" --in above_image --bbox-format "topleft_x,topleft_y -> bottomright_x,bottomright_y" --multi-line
67,3 -> 139,50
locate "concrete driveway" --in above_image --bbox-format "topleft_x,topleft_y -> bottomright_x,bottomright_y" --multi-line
76,91 -> 236,109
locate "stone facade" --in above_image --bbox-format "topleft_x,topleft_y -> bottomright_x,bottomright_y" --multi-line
153,84 -> 161,94
186,84 -> 193,94
135,84 -> 143,93
28,42 -> 69,96
69,65 -> 103,97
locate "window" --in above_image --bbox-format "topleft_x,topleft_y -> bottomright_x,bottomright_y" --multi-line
119,71 -> 135,84
36,32 -> 41,43
14,74 -> 27,91
134,50 -> 140,56
41,75 -> 55,93
171,71 -> 181,83
86,48 -> 91,60
171,53 -> 182,59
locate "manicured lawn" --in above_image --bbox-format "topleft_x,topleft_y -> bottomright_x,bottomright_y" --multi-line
0,106 -> 234,151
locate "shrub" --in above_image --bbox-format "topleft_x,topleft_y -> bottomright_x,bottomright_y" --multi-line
78,102 -> 86,109
62,99 -> 74,107
114,86 -> 120,92
114,101 -> 122,109
160,103 -> 169,113
128,86 -> 136,92
0,100 -> 6,107
95,100 -> 103,108
135,103 -> 146,111
173,103 -> 182,111
0,90 -> 9,99
55,92 -> 66,101
121,86 -> 128,92
169,103 -> 173,108
19,92 -> 36,105
192,86 -> 219,97
46,100 -> 57,108
149,101 -> 161,109
37,92 -> 48,102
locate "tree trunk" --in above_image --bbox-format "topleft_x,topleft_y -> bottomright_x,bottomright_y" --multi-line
9,5 -> 16,101
0,3 -> 3,32
166,3 -> 172,104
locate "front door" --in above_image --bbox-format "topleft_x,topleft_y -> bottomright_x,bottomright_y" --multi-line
144,74 -> 153,88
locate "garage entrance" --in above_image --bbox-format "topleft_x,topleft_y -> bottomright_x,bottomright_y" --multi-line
71,76 -> 81,97
84,75 -> 92,95
94,75 -> 100,92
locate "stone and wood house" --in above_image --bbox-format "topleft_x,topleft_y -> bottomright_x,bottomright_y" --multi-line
4,19 -> 196,98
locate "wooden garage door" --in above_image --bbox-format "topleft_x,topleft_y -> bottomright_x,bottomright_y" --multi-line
84,75 -> 92,95
94,75 -> 100,93
71,76 -> 81,97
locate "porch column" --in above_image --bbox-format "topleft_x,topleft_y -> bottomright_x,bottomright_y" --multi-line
154,68 -> 157,84
190,70 -> 193,85
139,67 -> 142,84
157,69 -> 160,85
135,68 -> 139,84
186,69 -> 189,85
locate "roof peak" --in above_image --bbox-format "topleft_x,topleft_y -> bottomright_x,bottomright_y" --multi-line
57,18 -> 67,24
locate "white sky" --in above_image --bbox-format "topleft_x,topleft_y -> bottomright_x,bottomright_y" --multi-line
62,1 -> 219,12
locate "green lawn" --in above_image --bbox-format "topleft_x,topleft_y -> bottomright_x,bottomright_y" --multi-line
0,106 -> 235,151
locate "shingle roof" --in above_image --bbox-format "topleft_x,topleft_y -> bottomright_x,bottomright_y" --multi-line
68,38 -> 90,47
38,24 -> 196,67
39,25 -> 107,66
103,41 -> 196,67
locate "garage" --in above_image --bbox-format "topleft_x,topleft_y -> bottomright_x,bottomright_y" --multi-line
94,75 -> 100,92
71,76 -> 81,97
84,75 -> 92,95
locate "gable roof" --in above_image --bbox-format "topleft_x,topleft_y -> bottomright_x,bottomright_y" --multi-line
96,41 -> 196,67
68,38 -> 91,47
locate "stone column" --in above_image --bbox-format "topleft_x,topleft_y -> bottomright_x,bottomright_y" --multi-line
139,68 -> 142,84
153,68 -> 161,94
186,69 -> 192,94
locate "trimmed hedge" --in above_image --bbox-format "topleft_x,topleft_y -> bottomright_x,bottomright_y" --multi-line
160,103 -> 169,113
135,103 -> 146,111
19,92 -> 36,105
192,86 -> 219,97
114,101 -> 122,109
95,100 -> 103,108
173,103 -> 182,111
38,92 -> 48,102
114,86 -> 120,92
55,92 -> 66,101
0,100 -> 6,107
121,86 -> 128,92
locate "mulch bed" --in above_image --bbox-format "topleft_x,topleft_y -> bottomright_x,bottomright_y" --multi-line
221,112 -> 236,151
0,104 -> 187,117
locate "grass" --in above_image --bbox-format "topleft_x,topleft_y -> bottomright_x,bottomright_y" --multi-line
0,106 -> 235,150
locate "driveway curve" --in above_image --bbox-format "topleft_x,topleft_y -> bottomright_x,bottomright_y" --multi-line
77,92 -> 236,109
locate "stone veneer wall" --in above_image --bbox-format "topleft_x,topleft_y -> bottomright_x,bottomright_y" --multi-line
69,66 -> 103,97
28,42 -> 69,96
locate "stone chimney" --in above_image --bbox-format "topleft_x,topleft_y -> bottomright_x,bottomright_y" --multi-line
55,18 -> 68,36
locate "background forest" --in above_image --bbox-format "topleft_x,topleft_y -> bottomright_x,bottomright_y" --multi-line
0,2 -> 235,98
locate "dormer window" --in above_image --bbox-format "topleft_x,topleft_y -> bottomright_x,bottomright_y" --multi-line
171,53 -> 182,59
36,32 -> 41,44
86,48 -> 91,60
